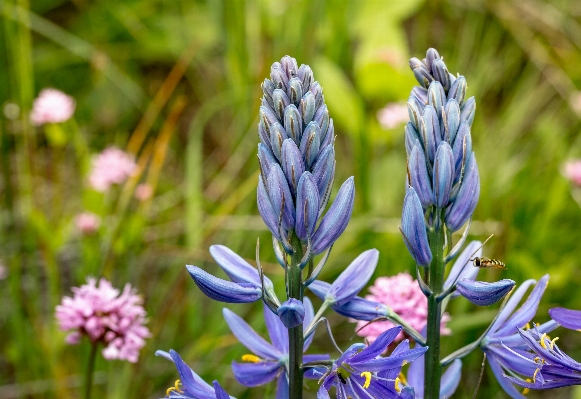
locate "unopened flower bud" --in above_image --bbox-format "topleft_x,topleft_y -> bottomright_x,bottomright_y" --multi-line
433,142 -> 455,208
401,187 -> 432,266
277,299 -> 305,329
456,279 -> 515,306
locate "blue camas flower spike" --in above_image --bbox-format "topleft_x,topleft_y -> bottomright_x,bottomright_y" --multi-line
316,327 -> 427,398
401,187 -> 432,266
155,349 -> 234,399
223,299 -> 328,398
258,55 -> 354,256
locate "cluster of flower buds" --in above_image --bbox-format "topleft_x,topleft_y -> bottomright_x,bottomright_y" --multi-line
257,56 -> 355,258
402,48 -> 480,266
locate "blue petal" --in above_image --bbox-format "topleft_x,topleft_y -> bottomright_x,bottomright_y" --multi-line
281,138 -> 305,193
222,308 -> 282,360
351,347 -> 428,373
275,372 -> 289,399
327,249 -> 379,305
408,144 -> 433,208
331,296 -> 388,321
445,152 -> 479,232
494,274 -> 549,338
267,164 -> 295,231
312,177 -> 355,254
443,240 -> 482,292
231,361 -> 282,387
187,266 -> 262,303
277,298 -> 305,328
168,349 -> 215,398
488,279 -> 536,336
311,145 -> 335,200
209,245 -> 272,289
264,302 -> 288,354
212,381 -> 230,399
406,352 -> 424,397
440,359 -> 462,398
549,307 -> 581,331
307,280 -> 331,300
432,142 -> 454,208
257,176 -> 281,240
456,279 -> 515,306
348,326 -> 401,363
295,172 -> 320,240
317,385 -> 331,399
486,353 -> 527,399
303,297 -> 315,351
401,187 -> 432,266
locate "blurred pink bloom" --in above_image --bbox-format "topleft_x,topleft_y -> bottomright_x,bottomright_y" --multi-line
75,212 -> 101,234
89,148 -> 137,192
564,160 -> 581,187
377,103 -> 409,130
135,183 -> 153,201
355,272 -> 450,343
55,278 -> 151,363
30,88 -> 75,126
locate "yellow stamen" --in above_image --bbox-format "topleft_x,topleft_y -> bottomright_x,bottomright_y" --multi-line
401,360 -> 408,366
522,378 -> 531,395
550,336 -> 559,349
540,333 -> 548,349
523,323 -> 531,330
394,377 -> 402,393
398,372 -> 408,385
533,368 -> 540,383
242,354 -> 262,363
360,371 -> 372,389
533,357 -> 545,365
166,380 -> 183,397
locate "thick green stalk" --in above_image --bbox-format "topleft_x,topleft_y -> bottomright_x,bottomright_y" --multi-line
424,217 -> 446,399
288,235 -> 304,399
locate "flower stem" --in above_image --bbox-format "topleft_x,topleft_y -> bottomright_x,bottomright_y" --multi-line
424,218 -> 445,399
288,235 -> 304,399
84,342 -> 98,399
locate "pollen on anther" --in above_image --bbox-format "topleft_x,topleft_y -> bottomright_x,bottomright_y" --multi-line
242,354 -> 262,363
395,377 -> 402,393
360,371 -> 372,389
550,336 -> 559,350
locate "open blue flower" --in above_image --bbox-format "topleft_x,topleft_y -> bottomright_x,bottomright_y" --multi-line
479,275 -> 559,398
155,349 -> 232,399
316,326 -> 427,398
505,327 -> 581,391
223,298 -> 328,399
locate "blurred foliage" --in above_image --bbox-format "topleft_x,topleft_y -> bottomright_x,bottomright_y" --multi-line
1,0 -> 581,397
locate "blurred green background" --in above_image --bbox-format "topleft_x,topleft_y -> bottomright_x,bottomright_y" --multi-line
1,0 -> 581,397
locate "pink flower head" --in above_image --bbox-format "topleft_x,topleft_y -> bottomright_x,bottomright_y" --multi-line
355,272 -> 450,343
30,88 -> 75,126
55,278 -> 151,363
564,160 -> 581,187
75,212 -> 101,234
377,103 -> 409,130
135,183 -> 153,201
88,148 -> 137,192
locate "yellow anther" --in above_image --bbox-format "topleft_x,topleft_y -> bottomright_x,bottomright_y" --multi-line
401,360 -> 408,366
540,333 -> 548,349
533,357 -> 545,364
360,371 -> 372,389
395,377 -> 402,393
166,380 -> 183,397
533,368 -> 540,383
166,387 -> 175,397
522,378 -> 532,395
523,323 -> 531,330
398,372 -> 408,385
242,354 -> 262,363
550,336 -> 559,349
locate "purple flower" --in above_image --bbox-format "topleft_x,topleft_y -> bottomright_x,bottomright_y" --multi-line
31,88 -> 75,125
456,279 -> 515,306
479,275 -> 559,397
549,307 -> 581,331
401,187 -> 431,267
223,298 -> 328,398
316,327 -> 427,398
55,278 -> 150,363
155,349 -> 231,398
505,327 -> 581,391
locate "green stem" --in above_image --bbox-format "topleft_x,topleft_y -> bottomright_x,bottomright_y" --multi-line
85,342 -> 98,399
424,216 -> 445,399
288,235 -> 304,399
